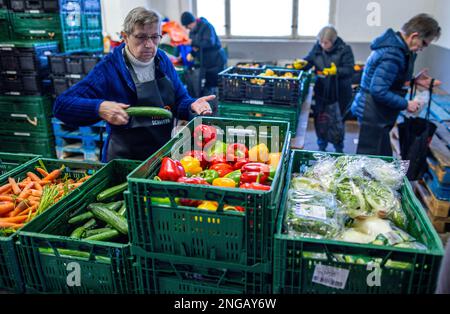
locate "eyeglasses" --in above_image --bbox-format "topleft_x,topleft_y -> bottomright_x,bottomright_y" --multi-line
131,34 -> 162,44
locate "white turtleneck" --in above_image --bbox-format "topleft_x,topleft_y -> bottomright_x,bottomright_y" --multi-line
124,45 -> 155,83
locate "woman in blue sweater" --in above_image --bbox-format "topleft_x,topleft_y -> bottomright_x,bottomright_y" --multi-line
54,7 -> 214,162
352,14 -> 441,156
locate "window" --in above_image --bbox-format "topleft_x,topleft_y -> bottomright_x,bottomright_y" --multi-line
195,0 -> 331,38
196,0 -> 226,36
230,0 -> 292,37
298,0 -> 330,36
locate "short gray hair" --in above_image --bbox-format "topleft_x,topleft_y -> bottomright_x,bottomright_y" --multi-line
317,25 -> 338,43
123,7 -> 161,34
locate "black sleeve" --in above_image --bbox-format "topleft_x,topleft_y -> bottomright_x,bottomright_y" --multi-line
337,45 -> 355,79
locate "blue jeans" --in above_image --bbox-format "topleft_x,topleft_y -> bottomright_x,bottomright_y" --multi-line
317,138 -> 344,153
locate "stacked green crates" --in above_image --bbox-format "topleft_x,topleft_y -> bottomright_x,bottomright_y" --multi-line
126,116 -> 291,294
16,159 -> 139,294
273,150 -> 445,294
81,0 -> 102,52
0,151 -> 39,178
0,95 -> 56,157
0,9 -> 10,41
0,158 -> 103,293
218,101 -> 301,136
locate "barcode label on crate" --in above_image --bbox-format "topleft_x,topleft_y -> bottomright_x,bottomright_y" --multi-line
295,204 -> 327,220
243,99 -> 265,105
11,114 -> 28,118
8,92 -> 20,96
312,264 -> 349,289
14,132 -> 31,137
68,74 -> 82,79
30,30 -> 46,34
6,71 -> 17,75
29,10 -> 40,14
0,47 -> 13,50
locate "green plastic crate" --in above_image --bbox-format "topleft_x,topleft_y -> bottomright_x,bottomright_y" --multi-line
0,9 -> 10,41
60,31 -> 83,52
126,116 -> 291,268
0,158 -> 104,293
60,11 -> 81,31
82,13 -> 102,30
0,152 -> 39,179
218,101 -> 300,136
0,96 -> 53,135
131,247 -> 273,294
0,130 -> 55,158
16,159 -> 140,294
10,12 -> 61,30
83,30 -> 103,51
273,150 -> 445,294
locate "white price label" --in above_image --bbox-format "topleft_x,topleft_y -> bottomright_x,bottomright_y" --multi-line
312,264 -> 349,289
294,204 -> 327,220
244,99 -> 264,105
14,132 -> 31,137
11,114 -> 28,118
30,30 -> 46,34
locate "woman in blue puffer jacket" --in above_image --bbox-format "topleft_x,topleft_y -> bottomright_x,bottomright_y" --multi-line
352,14 -> 441,156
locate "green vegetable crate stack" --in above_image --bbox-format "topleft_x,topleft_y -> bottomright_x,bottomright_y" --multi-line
15,160 -> 140,294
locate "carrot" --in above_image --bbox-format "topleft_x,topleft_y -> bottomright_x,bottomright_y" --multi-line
18,182 -> 34,199
43,169 -> 62,182
0,215 -> 28,224
35,167 -> 49,178
18,204 -> 37,217
38,180 -> 52,186
77,175 -> 91,183
8,178 -> 21,195
30,190 -> 42,197
0,183 -> 12,194
0,202 -> 15,216
34,182 -> 43,191
27,172 -> 41,182
0,221 -> 23,229
9,200 -> 30,217
0,196 -> 13,202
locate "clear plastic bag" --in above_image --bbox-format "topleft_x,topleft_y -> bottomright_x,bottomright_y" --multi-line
286,188 -> 344,238
362,158 -> 409,190
303,154 -> 338,191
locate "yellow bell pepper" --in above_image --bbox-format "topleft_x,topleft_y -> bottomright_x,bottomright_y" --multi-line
212,177 -> 236,188
248,143 -> 270,163
180,156 -> 202,176
293,58 -> 308,70
323,62 -> 337,76
268,152 -> 281,168
197,201 -> 218,211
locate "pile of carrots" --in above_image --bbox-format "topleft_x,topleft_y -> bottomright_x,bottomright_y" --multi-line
0,166 -> 91,232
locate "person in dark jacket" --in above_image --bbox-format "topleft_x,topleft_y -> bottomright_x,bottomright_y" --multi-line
53,7 -> 215,162
352,14 -> 441,156
303,25 -> 355,152
181,11 -> 227,99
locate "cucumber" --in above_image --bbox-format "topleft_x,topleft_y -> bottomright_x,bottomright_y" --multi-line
84,228 -> 114,238
106,200 -> 124,212
68,212 -> 94,225
84,229 -> 120,242
70,226 -> 87,239
88,203 -> 128,235
117,203 -> 127,217
125,106 -> 173,119
82,218 -> 98,229
97,182 -> 128,201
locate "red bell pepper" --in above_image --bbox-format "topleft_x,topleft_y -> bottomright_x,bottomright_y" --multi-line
177,177 -> 209,185
233,158 -> 249,170
158,157 -> 186,181
208,153 -> 227,166
209,163 -> 234,177
239,182 -> 271,191
194,124 -> 217,148
186,150 -> 208,168
241,163 -> 270,176
240,171 -> 268,184
180,199 -> 202,207
226,143 -> 248,162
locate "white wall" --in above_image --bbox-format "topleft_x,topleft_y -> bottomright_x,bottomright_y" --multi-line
335,0 -> 436,42
433,0 -> 450,49
101,0 -> 152,41
150,0 -> 192,22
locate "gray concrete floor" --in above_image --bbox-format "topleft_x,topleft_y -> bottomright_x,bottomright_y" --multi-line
302,117 -> 360,154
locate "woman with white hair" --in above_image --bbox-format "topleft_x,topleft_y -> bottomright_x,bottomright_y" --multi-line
54,7 -> 215,161
303,25 -> 355,153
